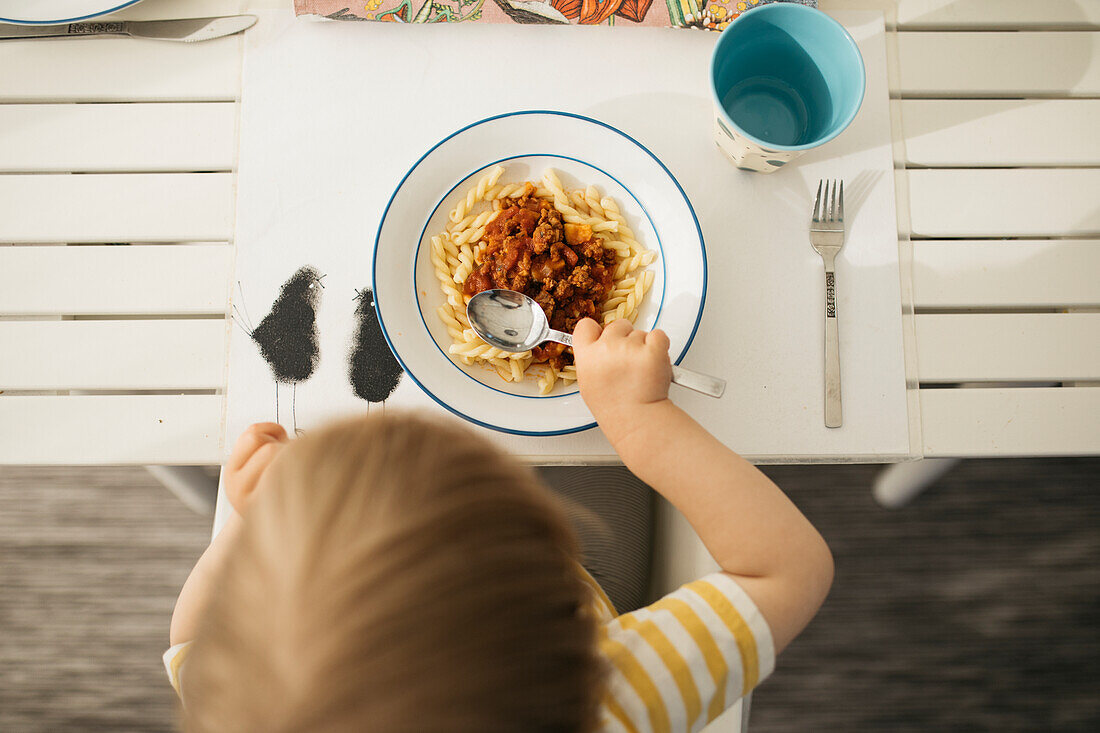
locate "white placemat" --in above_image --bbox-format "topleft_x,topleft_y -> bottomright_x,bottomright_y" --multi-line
226,9 -> 913,462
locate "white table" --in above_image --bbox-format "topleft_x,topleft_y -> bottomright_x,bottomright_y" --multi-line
2,0 -> 1098,463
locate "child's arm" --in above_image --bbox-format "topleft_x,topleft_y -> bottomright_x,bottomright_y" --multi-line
169,422 -> 289,645
572,319 -> 833,653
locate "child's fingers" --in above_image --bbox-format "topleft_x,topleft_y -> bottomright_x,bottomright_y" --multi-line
646,329 -> 670,352
572,318 -> 602,348
251,422 -> 289,442
228,423 -> 287,470
602,319 -> 633,339
628,329 -> 648,345
234,441 -> 284,497
228,433 -> 268,471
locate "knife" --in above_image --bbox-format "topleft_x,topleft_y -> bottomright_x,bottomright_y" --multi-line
0,15 -> 257,42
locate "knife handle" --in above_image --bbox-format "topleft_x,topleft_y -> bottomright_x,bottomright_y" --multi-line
0,21 -> 129,40
67,21 -> 128,36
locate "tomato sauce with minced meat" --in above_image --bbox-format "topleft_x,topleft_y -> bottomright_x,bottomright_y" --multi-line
462,192 -> 616,369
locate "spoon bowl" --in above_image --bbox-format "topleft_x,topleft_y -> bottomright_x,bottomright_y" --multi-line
466,289 -> 559,352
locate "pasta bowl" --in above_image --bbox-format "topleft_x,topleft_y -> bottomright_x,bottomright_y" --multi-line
0,0 -> 144,23
373,111 -> 706,435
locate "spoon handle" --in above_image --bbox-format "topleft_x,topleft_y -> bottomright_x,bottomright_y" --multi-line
547,329 -> 573,347
671,365 -> 726,398
549,330 -> 724,398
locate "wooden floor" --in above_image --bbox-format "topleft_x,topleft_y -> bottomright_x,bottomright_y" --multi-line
0,467 -> 208,732
756,460 -> 1100,732
1,459 -> 1097,732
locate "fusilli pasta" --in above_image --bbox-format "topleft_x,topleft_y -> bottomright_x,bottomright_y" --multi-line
432,165 -> 658,394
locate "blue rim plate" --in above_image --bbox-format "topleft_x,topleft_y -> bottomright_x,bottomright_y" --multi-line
373,111 -> 706,436
0,0 -> 144,24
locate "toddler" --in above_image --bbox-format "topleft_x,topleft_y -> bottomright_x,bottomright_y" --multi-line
167,318 -> 834,732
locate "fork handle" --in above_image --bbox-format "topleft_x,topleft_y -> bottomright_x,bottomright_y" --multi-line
824,267 -> 843,428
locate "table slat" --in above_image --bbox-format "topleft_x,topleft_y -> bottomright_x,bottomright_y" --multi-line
0,36 -> 241,103
897,0 -> 1100,30
908,169 -> 1100,238
896,32 -> 1100,97
0,244 -> 232,316
899,100 -> 1100,167
912,240 -> 1100,309
0,395 -> 223,465
921,387 -> 1100,457
0,173 -> 234,243
0,320 -> 226,390
916,313 -> 1100,383
0,103 -> 237,173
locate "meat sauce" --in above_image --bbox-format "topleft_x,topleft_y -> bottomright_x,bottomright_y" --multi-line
462,191 -> 616,369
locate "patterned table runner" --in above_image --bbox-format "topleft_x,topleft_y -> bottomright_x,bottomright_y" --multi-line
294,0 -> 815,30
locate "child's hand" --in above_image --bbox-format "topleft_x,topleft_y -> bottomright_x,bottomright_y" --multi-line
572,318 -> 672,423
225,422 -> 289,513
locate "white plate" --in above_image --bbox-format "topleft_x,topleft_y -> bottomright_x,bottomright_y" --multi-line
373,111 -> 706,436
0,0 -> 143,24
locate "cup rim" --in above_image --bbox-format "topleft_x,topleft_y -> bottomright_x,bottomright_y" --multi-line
709,3 -> 867,153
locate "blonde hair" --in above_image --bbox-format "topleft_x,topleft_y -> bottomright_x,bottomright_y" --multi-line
183,412 -> 602,733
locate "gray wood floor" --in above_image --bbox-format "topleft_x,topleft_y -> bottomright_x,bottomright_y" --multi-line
756,460 -> 1100,732
0,467 -> 207,732
1,459 -> 1097,732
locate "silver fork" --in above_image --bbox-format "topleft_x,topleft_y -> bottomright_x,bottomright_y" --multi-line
810,180 -> 844,428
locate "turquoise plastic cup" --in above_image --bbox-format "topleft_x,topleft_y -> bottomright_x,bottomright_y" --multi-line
710,3 -> 866,173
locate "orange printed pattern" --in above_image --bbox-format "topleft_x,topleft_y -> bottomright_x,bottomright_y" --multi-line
296,0 -> 815,30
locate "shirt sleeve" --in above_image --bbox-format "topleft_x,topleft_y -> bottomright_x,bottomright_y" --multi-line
597,573 -> 775,733
163,641 -> 194,698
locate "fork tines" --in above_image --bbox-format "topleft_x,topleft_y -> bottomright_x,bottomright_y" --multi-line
812,179 -> 844,226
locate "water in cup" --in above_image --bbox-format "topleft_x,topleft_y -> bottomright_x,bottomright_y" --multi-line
722,69 -> 832,148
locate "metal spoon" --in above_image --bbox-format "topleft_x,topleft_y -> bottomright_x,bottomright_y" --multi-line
466,289 -> 726,398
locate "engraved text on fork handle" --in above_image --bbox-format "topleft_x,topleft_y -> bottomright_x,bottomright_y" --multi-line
824,267 -> 843,427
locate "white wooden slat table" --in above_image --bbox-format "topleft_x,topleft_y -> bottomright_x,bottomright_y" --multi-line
0,394 -> 223,464
915,314 -> 1100,383
0,102 -> 238,172
2,0 -> 1099,469
1,31 -> 242,101
911,240 -> 1100,309
896,32 -> 1100,96
0,319 -> 226,390
899,100 -> 1100,166
908,169 -> 1100,237
895,0 -> 1100,29
1,173 -> 235,242
0,244 -> 233,315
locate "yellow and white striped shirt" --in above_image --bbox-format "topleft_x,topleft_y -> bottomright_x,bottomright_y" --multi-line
582,570 -> 774,733
165,570 -> 773,732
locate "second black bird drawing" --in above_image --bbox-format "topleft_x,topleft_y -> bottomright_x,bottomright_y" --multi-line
349,287 -> 404,404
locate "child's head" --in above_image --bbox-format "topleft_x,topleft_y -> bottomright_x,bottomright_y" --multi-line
184,412 -> 602,733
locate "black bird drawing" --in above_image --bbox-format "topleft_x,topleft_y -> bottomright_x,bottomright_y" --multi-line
232,266 -> 324,433
349,287 -> 403,406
